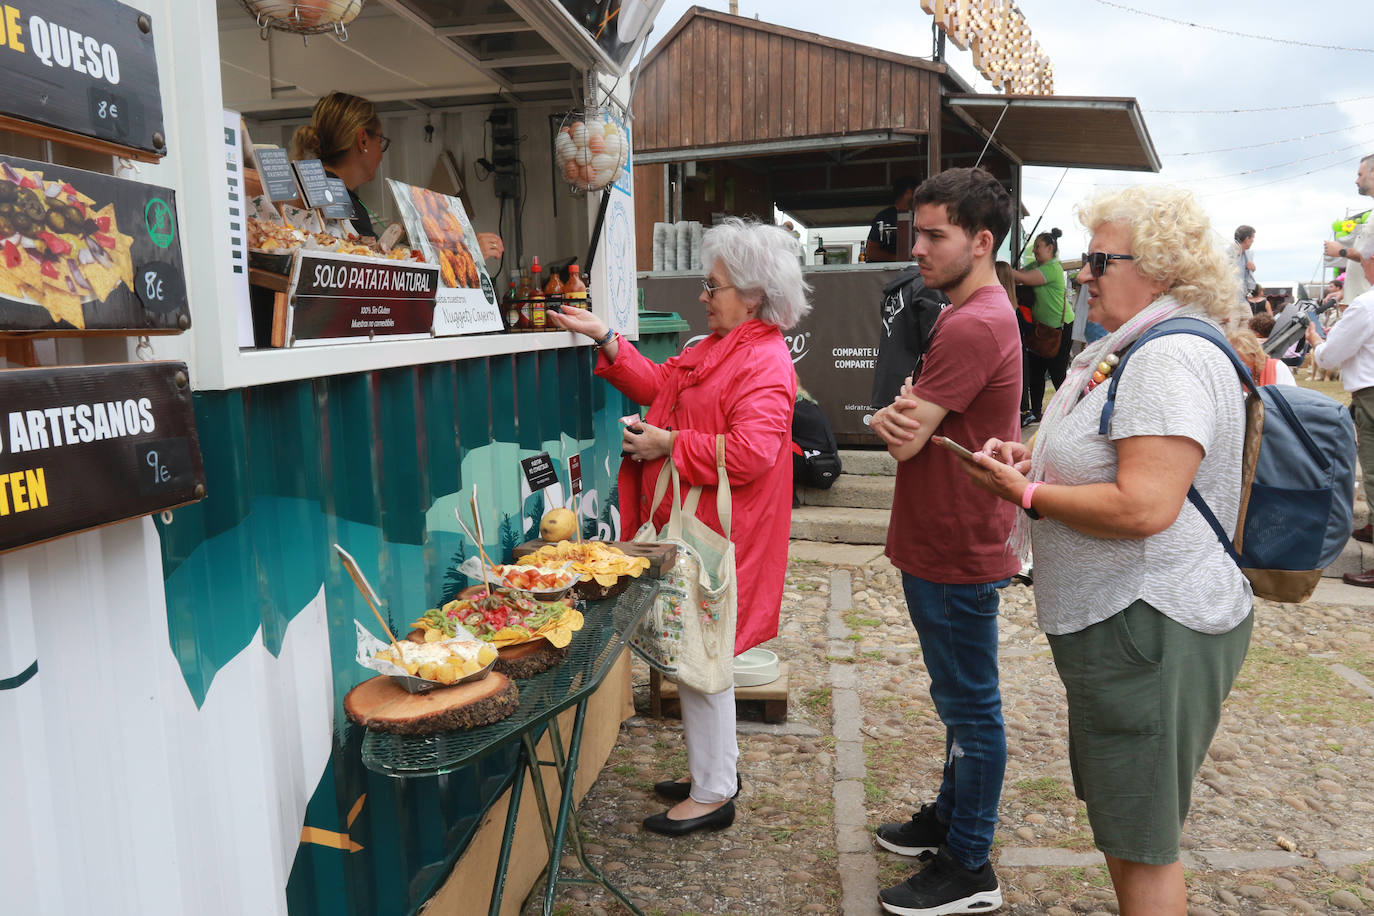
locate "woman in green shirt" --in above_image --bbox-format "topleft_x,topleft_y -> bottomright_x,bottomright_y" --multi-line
1012,228 -> 1073,423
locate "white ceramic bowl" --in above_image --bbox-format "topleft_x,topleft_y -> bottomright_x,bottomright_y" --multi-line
733,647 -> 780,688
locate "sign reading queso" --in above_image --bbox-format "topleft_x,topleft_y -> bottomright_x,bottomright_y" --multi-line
0,361 -> 205,554
0,0 -> 166,157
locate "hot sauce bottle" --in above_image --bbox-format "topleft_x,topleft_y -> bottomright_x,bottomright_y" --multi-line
514,267 -> 535,331
529,256 -> 546,331
502,275 -> 520,331
563,264 -> 588,309
543,265 -> 564,319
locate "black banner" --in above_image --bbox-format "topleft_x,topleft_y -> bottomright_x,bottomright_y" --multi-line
0,0 -> 166,157
521,452 -> 559,492
287,250 -> 437,345
640,269 -> 897,445
0,154 -> 189,334
0,361 -> 205,554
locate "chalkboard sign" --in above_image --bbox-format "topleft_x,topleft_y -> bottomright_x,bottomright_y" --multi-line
0,361 -> 205,554
0,154 -> 189,335
285,249 -> 438,346
568,454 -> 582,497
520,452 -> 559,492
253,145 -> 300,203
292,159 -> 335,210
322,178 -> 356,220
0,0 -> 166,158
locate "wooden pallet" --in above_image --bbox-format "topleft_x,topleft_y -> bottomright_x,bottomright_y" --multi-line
648,664 -> 790,724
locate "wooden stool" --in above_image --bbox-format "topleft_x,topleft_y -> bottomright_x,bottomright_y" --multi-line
648,663 -> 790,723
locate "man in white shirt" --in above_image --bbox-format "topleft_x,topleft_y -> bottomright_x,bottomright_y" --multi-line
1324,155 -> 1374,305
1309,251 -> 1374,577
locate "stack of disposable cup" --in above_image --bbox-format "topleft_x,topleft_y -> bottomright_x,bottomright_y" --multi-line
675,221 -> 693,273
661,222 -> 678,271
690,222 -> 705,271
652,223 -> 668,271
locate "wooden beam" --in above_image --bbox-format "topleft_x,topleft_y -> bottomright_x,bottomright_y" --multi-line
0,115 -> 162,164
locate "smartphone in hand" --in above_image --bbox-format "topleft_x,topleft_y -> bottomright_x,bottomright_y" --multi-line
932,435 -> 977,462
620,414 -> 644,457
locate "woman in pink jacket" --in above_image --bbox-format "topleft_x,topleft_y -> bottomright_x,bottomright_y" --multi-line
550,218 -> 810,836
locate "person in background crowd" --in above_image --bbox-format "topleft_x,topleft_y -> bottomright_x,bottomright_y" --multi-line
1247,284 -> 1272,316
868,167 -> 1021,916
962,185 -> 1253,916
550,218 -> 808,837
292,91 -> 504,259
1323,154 -> 1374,305
866,177 -> 919,263
1229,326 -> 1295,386
1232,225 -> 1256,305
1306,251 -> 1374,561
1012,228 -> 1072,425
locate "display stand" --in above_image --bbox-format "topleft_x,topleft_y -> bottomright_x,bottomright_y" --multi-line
359,577 -> 659,915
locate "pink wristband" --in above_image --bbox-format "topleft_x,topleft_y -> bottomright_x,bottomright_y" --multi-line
1021,481 -> 1043,510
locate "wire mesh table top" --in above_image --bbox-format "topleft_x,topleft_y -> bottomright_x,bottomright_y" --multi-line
361,577 -> 658,778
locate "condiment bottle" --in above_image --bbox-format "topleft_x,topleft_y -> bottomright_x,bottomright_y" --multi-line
543,265 -> 564,317
563,264 -> 588,309
502,277 -> 520,331
514,268 -> 535,332
529,256 -> 546,331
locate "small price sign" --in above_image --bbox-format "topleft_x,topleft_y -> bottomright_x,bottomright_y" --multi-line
520,452 -> 559,492
88,89 -> 131,140
568,454 -> 583,497
135,261 -> 186,314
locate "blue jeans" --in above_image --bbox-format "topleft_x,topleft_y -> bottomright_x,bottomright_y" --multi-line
901,573 -> 1008,870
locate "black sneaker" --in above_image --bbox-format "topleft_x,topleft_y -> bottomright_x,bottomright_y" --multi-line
874,803 -> 948,858
879,846 -> 1002,915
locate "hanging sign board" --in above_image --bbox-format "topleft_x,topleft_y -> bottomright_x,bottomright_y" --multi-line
284,249 -> 438,346
386,178 -> 502,336
520,452 -> 559,492
0,361 -> 205,554
0,155 -> 189,335
568,454 -> 582,497
0,0 -> 167,158
252,145 -> 300,204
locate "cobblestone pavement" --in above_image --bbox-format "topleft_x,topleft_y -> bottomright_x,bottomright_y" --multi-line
528,546 -> 1374,916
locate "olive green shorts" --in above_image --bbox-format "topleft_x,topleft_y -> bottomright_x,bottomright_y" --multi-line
1047,600 -> 1254,865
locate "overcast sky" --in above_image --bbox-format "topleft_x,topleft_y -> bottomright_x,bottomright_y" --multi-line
636,0 -> 1374,286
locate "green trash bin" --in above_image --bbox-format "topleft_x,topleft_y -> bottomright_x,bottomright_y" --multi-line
634,309 -> 690,364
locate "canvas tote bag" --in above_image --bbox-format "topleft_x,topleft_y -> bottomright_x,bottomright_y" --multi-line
628,434 -> 738,695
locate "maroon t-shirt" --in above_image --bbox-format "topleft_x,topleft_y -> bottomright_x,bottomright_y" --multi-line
885,284 -> 1022,583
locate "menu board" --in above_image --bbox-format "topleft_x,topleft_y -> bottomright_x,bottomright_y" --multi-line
292,159 -> 334,210
0,361 -> 205,554
386,178 -> 502,336
0,154 -> 189,335
0,0 -> 166,157
284,249 -> 438,347
253,145 -> 300,203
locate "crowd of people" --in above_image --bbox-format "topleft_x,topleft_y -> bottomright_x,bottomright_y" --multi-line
573,154 -> 1371,916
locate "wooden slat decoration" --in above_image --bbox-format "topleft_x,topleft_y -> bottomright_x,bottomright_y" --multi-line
877,60 -> 892,127
791,41 -> 807,138
808,44 -> 823,137
768,33 -> 783,139
909,69 -> 925,129
850,52 -> 865,131
731,30 -> 745,142
740,34 -> 755,142
821,47 -> 836,133
717,25 -> 731,146
834,52 -> 849,132
702,21 -> 718,147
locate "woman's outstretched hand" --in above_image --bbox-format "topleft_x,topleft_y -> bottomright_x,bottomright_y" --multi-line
547,306 -> 608,340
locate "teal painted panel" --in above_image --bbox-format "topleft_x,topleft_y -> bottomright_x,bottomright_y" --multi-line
155,347 -> 629,916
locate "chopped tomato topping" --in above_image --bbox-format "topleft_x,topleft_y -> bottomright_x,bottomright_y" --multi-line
39,232 -> 71,256
93,232 -> 117,250
3,240 -> 20,269
40,260 -> 59,279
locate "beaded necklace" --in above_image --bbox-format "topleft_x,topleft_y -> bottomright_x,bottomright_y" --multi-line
1083,352 -> 1121,395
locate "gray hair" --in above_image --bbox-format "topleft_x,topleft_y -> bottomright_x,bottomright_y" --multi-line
699,217 -> 812,330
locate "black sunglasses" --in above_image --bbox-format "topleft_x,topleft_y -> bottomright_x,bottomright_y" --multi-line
1081,251 -> 1135,275
369,130 -> 391,153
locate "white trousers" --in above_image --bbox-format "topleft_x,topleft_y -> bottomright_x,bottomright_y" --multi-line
678,682 -> 739,804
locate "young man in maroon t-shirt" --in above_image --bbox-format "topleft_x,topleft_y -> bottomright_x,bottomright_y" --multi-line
869,167 -> 1022,916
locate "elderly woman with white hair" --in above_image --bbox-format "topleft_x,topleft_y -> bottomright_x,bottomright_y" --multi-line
960,186 -> 1254,915
550,217 -> 811,836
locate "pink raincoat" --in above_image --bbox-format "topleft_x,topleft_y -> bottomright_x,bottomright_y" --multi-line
596,319 -> 796,655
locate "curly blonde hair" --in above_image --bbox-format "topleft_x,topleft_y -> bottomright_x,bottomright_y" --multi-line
1077,185 -> 1243,324
1227,327 -> 1266,381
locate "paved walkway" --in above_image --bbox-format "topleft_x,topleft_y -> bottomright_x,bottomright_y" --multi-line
532,543 -> 1374,916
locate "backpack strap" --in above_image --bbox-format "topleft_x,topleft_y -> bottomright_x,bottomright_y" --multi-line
1096,317 -> 1255,566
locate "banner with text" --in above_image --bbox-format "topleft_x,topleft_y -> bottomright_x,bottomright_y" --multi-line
285,250 -> 438,346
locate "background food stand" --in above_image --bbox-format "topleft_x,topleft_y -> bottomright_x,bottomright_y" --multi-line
0,1 -> 668,914
630,7 -> 1160,444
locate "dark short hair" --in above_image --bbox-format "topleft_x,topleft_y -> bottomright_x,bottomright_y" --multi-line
1235,225 -> 1255,243
913,167 -> 1013,250
1249,313 -> 1275,337
893,176 -> 919,202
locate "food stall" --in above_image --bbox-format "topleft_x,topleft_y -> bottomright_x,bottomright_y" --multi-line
0,1 -> 668,914
630,8 -> 1161,443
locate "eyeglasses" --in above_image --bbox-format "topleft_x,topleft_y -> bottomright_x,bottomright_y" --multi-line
1081,251 -> 1135,276
701,280 -> 736,300
369,130 -> 391,153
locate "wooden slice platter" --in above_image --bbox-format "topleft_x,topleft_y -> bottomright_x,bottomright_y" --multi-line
344,673 -> 518,735
495,638 -> 567,679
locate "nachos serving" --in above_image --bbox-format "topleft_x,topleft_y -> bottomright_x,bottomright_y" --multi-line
0,162 -> 135,329
412,590 -> 584,649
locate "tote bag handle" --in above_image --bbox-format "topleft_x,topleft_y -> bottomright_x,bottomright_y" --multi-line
644,434 -> 734,540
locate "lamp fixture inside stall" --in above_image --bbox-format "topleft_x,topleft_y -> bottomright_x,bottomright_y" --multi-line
238,0 -> 365,42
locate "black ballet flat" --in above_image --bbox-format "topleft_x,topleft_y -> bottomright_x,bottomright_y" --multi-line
642,800 -> 736,836
653,773 -> 743,802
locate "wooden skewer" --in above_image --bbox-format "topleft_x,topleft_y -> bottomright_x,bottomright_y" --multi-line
333,545 -> 404,656
454,507 -> 498,594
